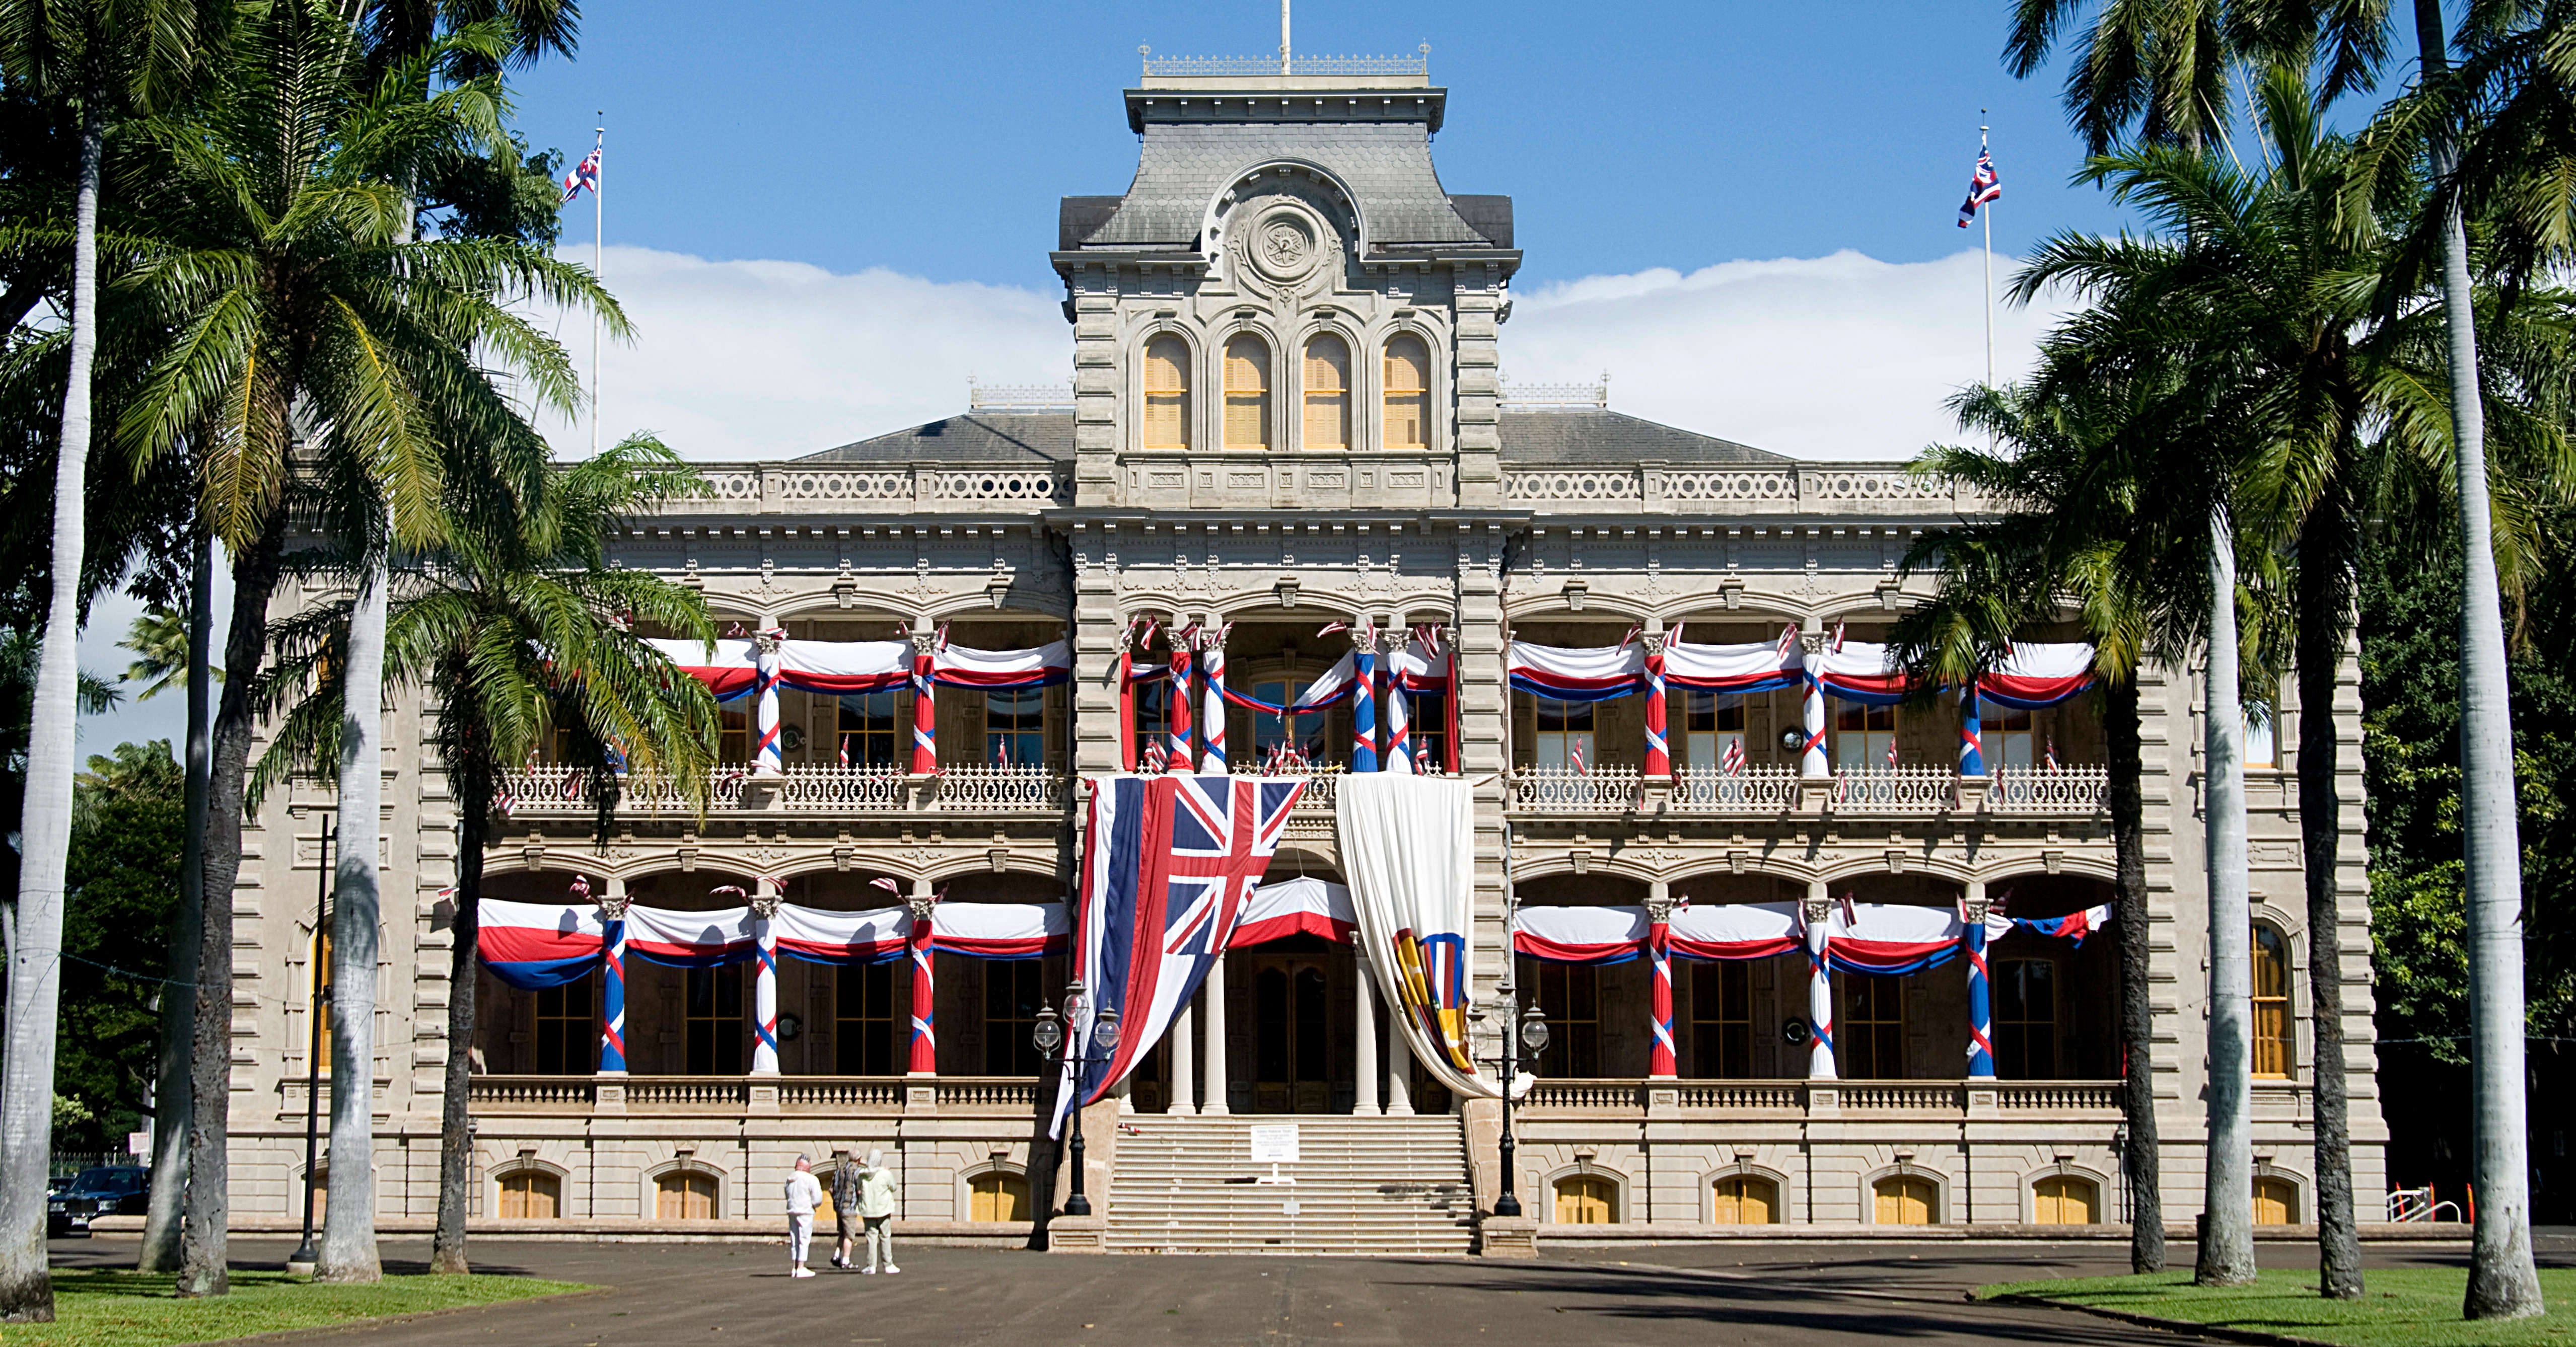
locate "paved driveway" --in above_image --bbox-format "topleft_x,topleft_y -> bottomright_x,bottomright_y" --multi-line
51,1233 -> 2551,1347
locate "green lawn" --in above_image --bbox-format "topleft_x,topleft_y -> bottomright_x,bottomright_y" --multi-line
0,1269 -> 591,1346
1979,1267 -> 2576,1346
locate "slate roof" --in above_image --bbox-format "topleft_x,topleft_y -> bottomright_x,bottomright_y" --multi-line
1079,122 -> 1499,249
793,408 -> 1782,469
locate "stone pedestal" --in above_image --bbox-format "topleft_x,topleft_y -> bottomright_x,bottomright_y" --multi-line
1478,1215 -> 1538,1257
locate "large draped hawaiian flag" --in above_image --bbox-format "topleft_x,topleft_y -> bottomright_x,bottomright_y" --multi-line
1056,774 -> 1305,1133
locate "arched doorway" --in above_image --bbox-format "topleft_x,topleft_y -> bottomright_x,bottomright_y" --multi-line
1250,955 -> 1331,1112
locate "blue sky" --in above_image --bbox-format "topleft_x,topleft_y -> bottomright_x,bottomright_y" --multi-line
508,1 -> 2136,291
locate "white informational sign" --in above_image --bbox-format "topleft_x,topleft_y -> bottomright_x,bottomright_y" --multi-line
1249,1124 -> 1300,1164
127,1131 -> 150,1157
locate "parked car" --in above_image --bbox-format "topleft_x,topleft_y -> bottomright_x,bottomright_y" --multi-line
49,1167 -> 148,1237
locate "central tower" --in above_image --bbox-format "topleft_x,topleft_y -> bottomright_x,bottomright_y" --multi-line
1051,54 -> 1521,511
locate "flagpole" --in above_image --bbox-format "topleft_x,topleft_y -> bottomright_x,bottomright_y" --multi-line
1980,113 -> 1994,390
592,117 -> 603,459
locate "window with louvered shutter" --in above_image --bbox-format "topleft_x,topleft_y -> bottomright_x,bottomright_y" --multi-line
1143,335 -> 1190,449
1224,334 -> 1270,449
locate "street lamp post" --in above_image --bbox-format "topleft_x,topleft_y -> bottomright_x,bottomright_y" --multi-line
1474,993 -> 1548,1219
1033,979 -> 1121,1219
290,816 -> 335,1273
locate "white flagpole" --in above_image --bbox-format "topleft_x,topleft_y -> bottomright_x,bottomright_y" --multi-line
1980,113 -> 1994,390
592,117 -> 603,459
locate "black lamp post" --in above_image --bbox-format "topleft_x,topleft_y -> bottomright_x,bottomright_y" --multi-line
1033,979 -> 1120,1218
1478,994 -> 1549,1218
291,817 -> 335,1271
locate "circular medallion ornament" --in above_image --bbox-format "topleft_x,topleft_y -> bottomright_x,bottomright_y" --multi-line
1243,205 -> 1326,287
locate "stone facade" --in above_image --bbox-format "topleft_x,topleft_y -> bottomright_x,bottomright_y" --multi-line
222,59 -> 2385,1243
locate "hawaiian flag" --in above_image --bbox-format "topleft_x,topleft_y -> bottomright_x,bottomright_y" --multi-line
562,144 -> 600,204
1056,774 -> 1306,1133
1721,736 -> 1746,776
1567,740 -> 1588,776
1957,148 -> 2000,227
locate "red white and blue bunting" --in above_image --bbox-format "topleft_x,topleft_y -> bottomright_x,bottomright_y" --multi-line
478,897 -> 1070,988
1503,635 -> 2099,709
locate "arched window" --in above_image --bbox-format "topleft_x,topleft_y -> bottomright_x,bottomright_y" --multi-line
1553,1175 -> 1617,1224
1873,1174 -> 1937,1226
1224,334 -> 1270,449
2032,1174 -> 2099,1225
970,1169 -> 1031,1221
309,925 -> 333,1077
499,1169 -> 561,1220
1303,334 -> 1350,449
656,1170 -> 718,1221
2253,1175 -> 2298,1225
2252,924 -> 2293,1079
1712,1174 -> 1777,1224
1383,334 -> 1430,448
534,977 -> 594,1075
1143,335 -> 1191,450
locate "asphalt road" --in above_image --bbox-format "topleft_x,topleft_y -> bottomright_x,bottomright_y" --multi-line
51,1232 -> 2569,1347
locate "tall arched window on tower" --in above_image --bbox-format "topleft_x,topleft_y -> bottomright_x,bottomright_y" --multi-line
1303,334 -> 1350,449
1225,333 -> 1271,450
1143,334 -> 1191,450
2252,923 -> 2294,1078
1384,334 -> 1431,449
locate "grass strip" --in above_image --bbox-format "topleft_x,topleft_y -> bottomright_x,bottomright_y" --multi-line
0,1268 -> 590,1346
1977,1267 -> 2576,1347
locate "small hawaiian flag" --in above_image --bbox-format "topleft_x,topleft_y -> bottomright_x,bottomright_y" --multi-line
1886,736 -> 1900,768
839,734 -> 852,767
1957,148 -> 2000,227
561,145 -> 600,204
1721,737 -> 1746,776
1567,740 -> 1588,776
1143,737 -> 1168,773
2045,734 -> 2061,773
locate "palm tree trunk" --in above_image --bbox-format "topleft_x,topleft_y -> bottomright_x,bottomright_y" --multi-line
138,521 -> 213,1274
0,102 -> 103,1324
2106,678 -> 2164,1272
432,747 -> 487,1275
318,559 -> 386,1282
181,518 -> 286,1299
2198,507 -> 2256,1286
2413,0 -> 2543,1319
2296,510 -> 2362,1299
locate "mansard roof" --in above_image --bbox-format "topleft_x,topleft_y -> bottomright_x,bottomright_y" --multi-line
793,408 -> 1787,467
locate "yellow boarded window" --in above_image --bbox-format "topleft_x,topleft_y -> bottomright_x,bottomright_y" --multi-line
1383,334 -> 1430,448
2032,1174 -> 2098,1225
1143,335 -> 1190,449
2253,924 -> 2293,1079
499,1170 -> 560,1220
1553,1175 -> 1616,1225
1873,1174 -> 1935,1226
971,1170 -> 1030,1222
656,1170 -> 717,1221
1224,334 -> 1270,448
1303,334 -> 1350,449
1712,1175 -> 1776,1225
2253,1175 -> 2297,1225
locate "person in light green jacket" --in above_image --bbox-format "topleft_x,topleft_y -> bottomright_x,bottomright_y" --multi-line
854,1150 -> 898,1274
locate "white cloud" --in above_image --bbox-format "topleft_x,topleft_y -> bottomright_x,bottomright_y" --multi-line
1500,249 -> 2063,461
533,244 -> 2058,464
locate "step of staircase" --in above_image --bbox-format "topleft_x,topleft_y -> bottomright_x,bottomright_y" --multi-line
1104,1114 -> 1476,1254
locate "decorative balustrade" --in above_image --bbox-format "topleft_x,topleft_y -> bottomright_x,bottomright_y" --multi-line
1504,464 -> 1986,514
1675,1081 -> 1803,1110
1670,764 -> 1798,812
937,763 -> 1068,812
1994,1082 -> 2121,1111
935,1078 -> 1042,1107
1519,1079 -> 2123,1118
1510,765 -> 1640,813
778,1078 -> 904,1109
771,764 -> 907,810
1831,764 -> 1957,813
1836,1083 -> 1966,1111
663,463 -> 1069,513
1140,51 -> 1429,78
1988,764 -> 2109,814
492,763 -> 1064,818
1523,1079 -> 1644,1110
463,1074 -> 1046,1114
467,1076 -> 595,1108
623,1077 -> 751,1108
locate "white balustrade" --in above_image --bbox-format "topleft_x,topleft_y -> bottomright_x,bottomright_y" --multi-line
1830,764 -> 1956,812
1988,764 -> 2109,814
1510,765 -> 1640,813
1670,764 -> 1798,812
937,763 -> 1067,812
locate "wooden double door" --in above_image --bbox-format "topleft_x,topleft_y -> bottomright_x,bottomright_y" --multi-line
1248,954 -> 1332,1113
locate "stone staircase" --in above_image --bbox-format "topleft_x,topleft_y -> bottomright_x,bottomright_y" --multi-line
1104,1114 -> 1476,1254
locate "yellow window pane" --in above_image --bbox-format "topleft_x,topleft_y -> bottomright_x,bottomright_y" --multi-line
1304,334 -> 1350,449
500,1171 -> 560,1220
1143,336 -> 1190,449
2253,1176 -> 2296,1226
1713,1176 -> 1775,1225
1553,1176 -> 1615,1225
2033,1175 -> 2097,1225
971,1171 -> 1029,1222
1873,1175 -> 1935,1226
1383,335 -> 1430,448
1225,335 -> 1270,449
657,1171 -> 717,1221
2252,925 -> 2293,1078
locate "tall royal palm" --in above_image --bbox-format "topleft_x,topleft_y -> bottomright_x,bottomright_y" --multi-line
0,0 -> 225,1320
110,1 -> 619,1296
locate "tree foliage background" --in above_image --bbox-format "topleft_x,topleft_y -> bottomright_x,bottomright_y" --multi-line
53,739 -> 180,1156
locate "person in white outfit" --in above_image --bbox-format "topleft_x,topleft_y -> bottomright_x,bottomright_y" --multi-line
854,1149 -> 898,1274
783,1154 -> 823,1278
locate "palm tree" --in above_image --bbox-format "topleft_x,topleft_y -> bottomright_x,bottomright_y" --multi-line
117,600 -> 218,699
102,1 -> 616,1296
0,0 -> 225,1319
259,434 -> 717,1274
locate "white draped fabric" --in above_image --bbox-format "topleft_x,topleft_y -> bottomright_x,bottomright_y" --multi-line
1334,774 -> 1496,1099
1668,901 -> 1804,960
1234,875 -> 1356,946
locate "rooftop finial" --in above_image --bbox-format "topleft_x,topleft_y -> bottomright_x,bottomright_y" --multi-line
1280,0 -> 1291,74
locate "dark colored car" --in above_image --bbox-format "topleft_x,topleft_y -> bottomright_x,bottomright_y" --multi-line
48,1167 -> 148,1237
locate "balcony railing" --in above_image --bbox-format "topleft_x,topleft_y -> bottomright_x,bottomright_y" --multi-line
466,1074 -> 1046,1115
1511,765 -> 1640,812
1989,763 -> 2110,814
1672,764 -> 1799,811
495,763 -> 1066,819
1519,1078 -> 2124,1117
1507,763 -> 2109,817
1830,764 -> 1957,813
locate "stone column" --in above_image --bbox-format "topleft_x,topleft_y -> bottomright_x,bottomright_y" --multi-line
1201,953 -> 1231,1114
753,628 -> 785,777
1353,953 -> 1381,1115
596,879 -> 630,1075
1385,1001 -> 1415,1115
1804,882 -> 1835,1081
1198,623 -> 1229,774
1799,636 -> 1830,779
750,884 -> 783,1076
1642,633 -> 1671,780
908,628 -> 939,775
1963,879 -> 1994,1080
1349,623 -> 1380,771
1382,628 -> 1413,774
1169,996 -> 1196,1114
906,884 -> 937,1076
1646,883 -> 1677,1079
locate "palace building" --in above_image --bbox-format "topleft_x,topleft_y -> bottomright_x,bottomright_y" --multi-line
232,52 -> 2384,1251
